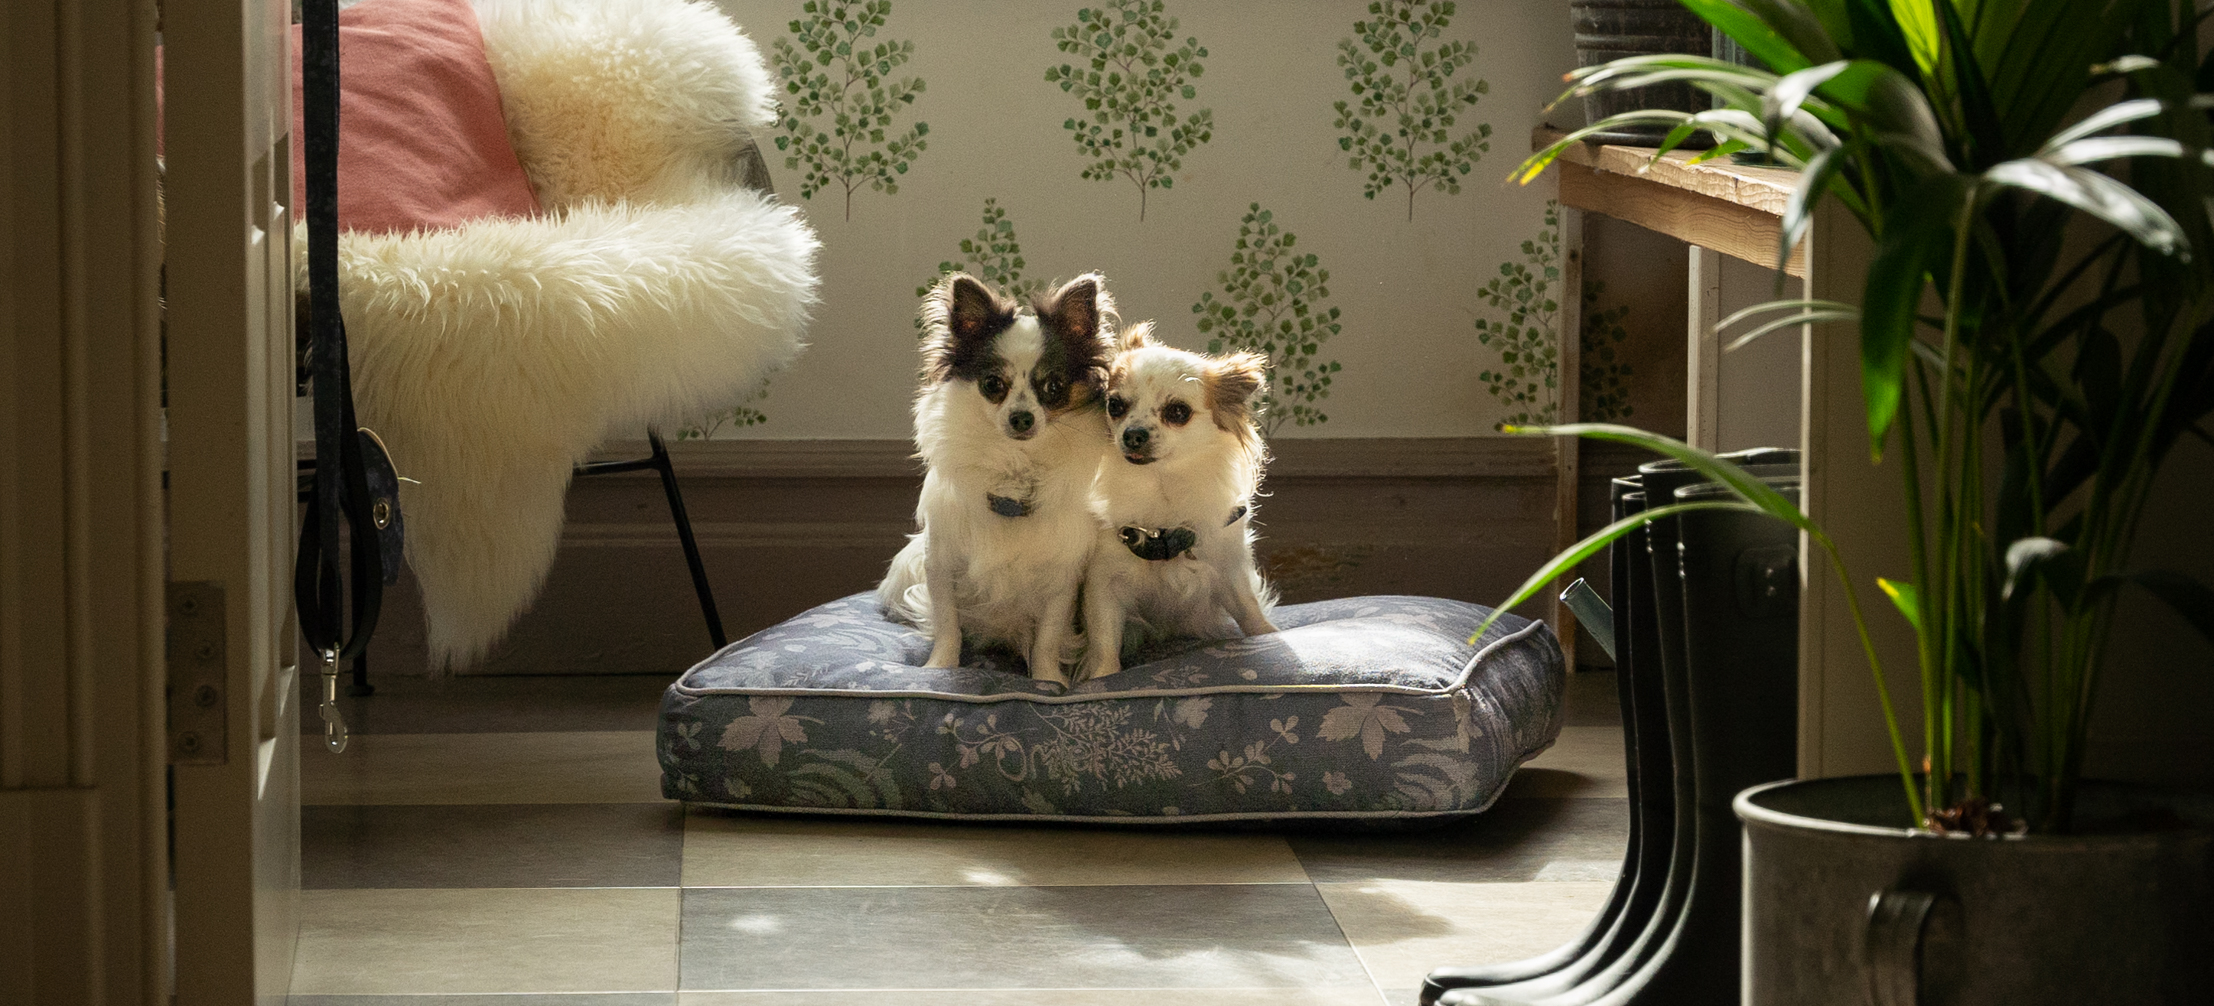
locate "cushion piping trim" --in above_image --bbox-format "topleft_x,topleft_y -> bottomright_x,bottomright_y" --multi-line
666,617 -> 1552,706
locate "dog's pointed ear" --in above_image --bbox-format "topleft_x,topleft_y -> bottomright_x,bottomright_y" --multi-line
1119,321 -> 1155,352
1038,273 -> 1108,344
922,272 -> 1015,383
1206,351 -> 1269,432
946,274 -> 1010,342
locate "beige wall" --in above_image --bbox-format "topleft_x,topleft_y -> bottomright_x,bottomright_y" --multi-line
710,0 -> 1575,439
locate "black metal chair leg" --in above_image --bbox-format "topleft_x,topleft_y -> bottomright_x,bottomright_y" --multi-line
647,430 -> 727,649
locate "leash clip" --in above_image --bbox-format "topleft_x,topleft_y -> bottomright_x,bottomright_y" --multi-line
317,648 -> 349,754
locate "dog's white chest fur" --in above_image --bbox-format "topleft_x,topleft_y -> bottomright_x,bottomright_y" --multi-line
877,380 -> 1111,676
1084,449 -> 1268,641
914,386 -> 1107,609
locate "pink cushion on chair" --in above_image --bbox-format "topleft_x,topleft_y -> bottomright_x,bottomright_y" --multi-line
286,0 -> 541,233
161,0 -> 540,233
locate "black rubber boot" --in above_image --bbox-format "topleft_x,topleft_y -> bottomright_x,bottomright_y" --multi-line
1647,477 -> 1802,1003
1442,449 -> 1797,1006
1420,478 -> 1671,1002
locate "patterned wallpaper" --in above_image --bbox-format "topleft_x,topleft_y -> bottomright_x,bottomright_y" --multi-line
701,0 -> 1658,440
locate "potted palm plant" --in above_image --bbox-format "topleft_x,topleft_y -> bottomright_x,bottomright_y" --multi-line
1484,0 -> 2214,999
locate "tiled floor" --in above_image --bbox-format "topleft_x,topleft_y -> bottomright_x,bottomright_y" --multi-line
291,669 -> 1626,1005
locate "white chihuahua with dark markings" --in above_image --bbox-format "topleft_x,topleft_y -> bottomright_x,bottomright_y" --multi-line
1078,323 -> 1279,683
878,272 -> 1116,685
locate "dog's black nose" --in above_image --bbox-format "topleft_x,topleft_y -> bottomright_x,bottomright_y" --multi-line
1008,411 -> 1034,433
1122,427 -> 1149,450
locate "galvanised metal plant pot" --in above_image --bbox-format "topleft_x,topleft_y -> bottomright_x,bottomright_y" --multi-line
1569,0 -> 1714,147
1735,775 -> 2214,1006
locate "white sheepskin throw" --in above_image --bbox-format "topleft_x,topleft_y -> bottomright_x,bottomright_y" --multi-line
311,0 -> 819,669
475,0 -> 781,210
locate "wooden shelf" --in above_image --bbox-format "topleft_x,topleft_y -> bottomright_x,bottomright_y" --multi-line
1536,127 -> 1807,277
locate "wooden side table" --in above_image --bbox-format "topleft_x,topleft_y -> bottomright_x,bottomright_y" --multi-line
1541,128 -> 1916,780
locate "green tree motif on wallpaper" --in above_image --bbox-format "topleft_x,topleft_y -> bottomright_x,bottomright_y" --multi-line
771,0 -> 929,221
1046,0 -> 1214,221
1473,205 -> 1560,427
1333,0 -> 1492,221
1474,202 -> 1637,428
914,198 -> 1045,334
1580,281 -> 1634,423
1193,204 -> 1342,437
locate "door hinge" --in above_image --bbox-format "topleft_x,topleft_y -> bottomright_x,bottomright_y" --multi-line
166,581 -> 229,765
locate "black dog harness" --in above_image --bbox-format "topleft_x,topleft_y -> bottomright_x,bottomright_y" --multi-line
1119,505 -> 1249,561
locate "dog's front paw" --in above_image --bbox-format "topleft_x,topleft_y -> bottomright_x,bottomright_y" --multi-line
1027,644 -> 1073,687
924,640 -> 963,668
1077,655 -> 1122,684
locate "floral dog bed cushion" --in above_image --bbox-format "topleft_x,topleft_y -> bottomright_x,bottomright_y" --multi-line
658,593 -> 1565,824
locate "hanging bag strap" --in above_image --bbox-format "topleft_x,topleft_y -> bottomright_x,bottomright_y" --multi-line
293,0 -> 394,752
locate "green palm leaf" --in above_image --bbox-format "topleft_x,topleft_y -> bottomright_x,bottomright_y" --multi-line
1980,158 -> 2187,257
1467,499 -> 1764,645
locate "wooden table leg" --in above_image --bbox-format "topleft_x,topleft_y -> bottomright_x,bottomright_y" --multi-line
1555,206 -> 1584,668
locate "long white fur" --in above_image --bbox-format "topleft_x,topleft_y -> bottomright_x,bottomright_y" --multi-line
475,0 -> 781,209
316,0 -> 819,669
878,279 -> 1115,685
1079,328 -> 1278,683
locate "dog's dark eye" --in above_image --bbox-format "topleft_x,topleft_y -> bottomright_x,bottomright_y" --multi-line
1162,401 -> 1192,426
1106,396 -> 1129,419
979,375 -> 1008,399
1041,377 -> 1064,401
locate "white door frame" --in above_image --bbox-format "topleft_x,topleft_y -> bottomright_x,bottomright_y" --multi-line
164,0 -> 306,998
1,0 -> 170,1002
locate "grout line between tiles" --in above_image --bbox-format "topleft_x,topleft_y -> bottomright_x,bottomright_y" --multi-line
674,881 -> 1319,889
1281,832 -> 1319,886
678,881 -> 1325,891
675,800 -> 689,995
306,886 -> 685,892
668,986 -> 1397,993
1310,880 -> 1395,1006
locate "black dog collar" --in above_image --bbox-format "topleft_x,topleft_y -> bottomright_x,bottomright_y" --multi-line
1120,525 -> 1197,560
986,493 -> 1031,517
1120,504 -> 1250,561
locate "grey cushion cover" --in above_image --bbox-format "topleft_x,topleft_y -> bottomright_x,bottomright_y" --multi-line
658,593 -> 1565,824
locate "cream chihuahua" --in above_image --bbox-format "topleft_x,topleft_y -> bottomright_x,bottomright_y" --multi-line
1078,323 -> 1278,682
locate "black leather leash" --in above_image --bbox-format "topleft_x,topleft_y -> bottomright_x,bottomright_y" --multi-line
292,0 -> 403,752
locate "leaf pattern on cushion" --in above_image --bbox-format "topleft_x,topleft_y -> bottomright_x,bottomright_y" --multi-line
660,593 -> 1566,822
1318,693 -> 1418,759
719,696 -> 816,766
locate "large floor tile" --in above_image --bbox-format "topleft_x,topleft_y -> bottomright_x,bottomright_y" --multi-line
301,731 -> 662,805
683,811 -> 1309,887
291,997 -> 674,1005
1502,726 -> 1626,799
679,885 -> 1369,991
291,888 -> 679,995
304,803 -> 683,888
1289,798 -> 1628,883
681,991 -> 1385,1005
1315,880 -> 1612,992
299,672 -> 670,735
